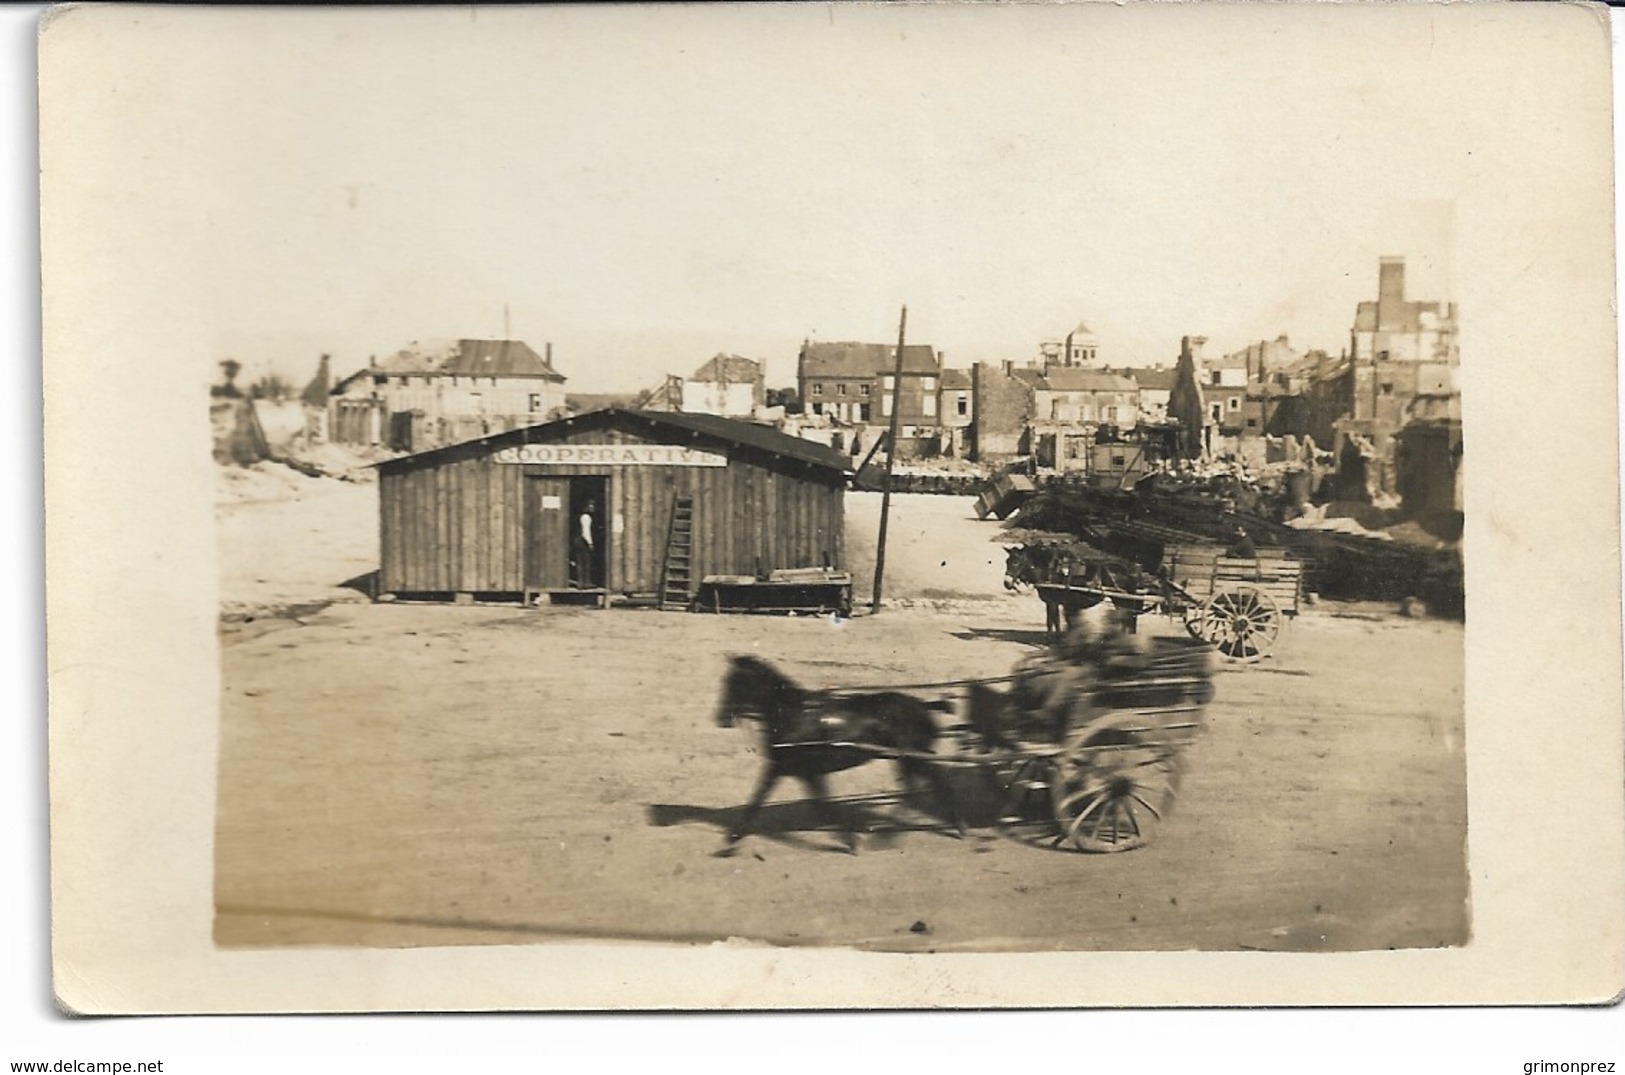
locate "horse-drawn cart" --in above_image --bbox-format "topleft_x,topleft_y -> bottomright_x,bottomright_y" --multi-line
715,635 -> 1215,855
1014,542 -> 1304,662
1163,545 -> 1303,662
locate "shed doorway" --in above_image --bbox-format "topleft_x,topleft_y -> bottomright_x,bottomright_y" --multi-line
568,476 -> 608,589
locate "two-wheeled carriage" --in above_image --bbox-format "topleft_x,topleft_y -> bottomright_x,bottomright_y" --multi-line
714,635 -> 1215,854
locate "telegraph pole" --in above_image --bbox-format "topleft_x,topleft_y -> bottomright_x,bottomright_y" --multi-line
871,305 -> 907,613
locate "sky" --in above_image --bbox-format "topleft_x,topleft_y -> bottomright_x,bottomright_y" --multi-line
62,4 -> 1511,393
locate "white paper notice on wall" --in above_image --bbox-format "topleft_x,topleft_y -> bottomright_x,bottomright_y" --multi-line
612,514 -> 625,534
541,495 -> 561,509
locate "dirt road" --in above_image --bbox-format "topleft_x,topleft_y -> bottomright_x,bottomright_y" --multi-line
214,477 -> 1467,952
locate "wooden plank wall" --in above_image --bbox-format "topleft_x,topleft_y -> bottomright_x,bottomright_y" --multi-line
379,425 -> 844,595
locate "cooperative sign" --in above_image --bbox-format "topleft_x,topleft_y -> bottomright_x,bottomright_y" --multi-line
494,444 -> 728,467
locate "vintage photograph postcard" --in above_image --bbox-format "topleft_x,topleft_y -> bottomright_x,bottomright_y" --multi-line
41,2 -> 1622,1012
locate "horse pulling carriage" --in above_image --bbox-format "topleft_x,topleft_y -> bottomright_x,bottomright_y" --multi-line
1009,541 -> 1304,663
714,633 -> 1215,856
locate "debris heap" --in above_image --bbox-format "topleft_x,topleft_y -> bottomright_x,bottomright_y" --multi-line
997,475 -> 1463,617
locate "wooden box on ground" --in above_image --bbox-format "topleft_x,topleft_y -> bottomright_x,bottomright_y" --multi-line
975,474 -> 1036,520
694,569 -> 854,616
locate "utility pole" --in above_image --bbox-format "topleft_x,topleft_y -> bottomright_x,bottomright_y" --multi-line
871,305 -> 907,613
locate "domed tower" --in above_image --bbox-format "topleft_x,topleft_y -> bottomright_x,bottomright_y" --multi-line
1059,321 -> 1098,368
1041,320 -> 1101,369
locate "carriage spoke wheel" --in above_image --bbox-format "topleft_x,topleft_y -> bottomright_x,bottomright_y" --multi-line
1204,586 -> 1280,663
1182,601 -> 1220,642
1049,728 -> 1182,853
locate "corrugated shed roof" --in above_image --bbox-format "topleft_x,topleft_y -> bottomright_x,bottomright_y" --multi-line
621,410 -> 849,471
377,339 -> 565,381
377,406 -> 851,476
800,341 -> 939,378
690,354 -> 762,382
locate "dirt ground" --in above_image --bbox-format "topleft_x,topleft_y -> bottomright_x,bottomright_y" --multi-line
214,475 -> 1467,952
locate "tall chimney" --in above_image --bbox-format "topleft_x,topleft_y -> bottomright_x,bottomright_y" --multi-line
1377,256 -> 1406,330
545,341 -> 553,367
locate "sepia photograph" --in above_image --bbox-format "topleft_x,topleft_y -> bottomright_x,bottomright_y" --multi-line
40,1 -> 1621,1016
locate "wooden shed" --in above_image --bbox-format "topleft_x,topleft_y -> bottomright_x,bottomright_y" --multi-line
375,407 -> 852,605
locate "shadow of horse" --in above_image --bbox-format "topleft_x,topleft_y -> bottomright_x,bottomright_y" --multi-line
647,791 -> 969,854
948,626 -> 1053,648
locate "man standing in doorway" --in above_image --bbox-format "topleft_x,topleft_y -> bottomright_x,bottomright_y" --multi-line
572,499 -> 598,588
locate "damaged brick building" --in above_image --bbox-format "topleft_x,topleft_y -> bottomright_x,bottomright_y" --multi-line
1334,256 -> 1461,499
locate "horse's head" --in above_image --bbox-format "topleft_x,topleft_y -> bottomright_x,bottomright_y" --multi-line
1004,546 -> 1040,591
715,656 -> 749,727
715,655 -> 799,729
1003,548 -> 1023,590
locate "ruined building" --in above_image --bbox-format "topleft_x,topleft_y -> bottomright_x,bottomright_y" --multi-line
1335,257 -> 1461,498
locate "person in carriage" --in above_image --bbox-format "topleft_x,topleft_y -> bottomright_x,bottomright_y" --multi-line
1009,603 -> 1151,741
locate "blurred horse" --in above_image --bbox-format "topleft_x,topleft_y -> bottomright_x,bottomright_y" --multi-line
713,655 -> 966,854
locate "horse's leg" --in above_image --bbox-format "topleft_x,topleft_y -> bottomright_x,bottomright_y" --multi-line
801,771 -> 857,854
900,757 -> 968,840
719,762 -> 781,855
893,758 -> 922,801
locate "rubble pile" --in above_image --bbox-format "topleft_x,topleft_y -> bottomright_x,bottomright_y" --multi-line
998,477 -> 1463,618
276,441 -> 391,482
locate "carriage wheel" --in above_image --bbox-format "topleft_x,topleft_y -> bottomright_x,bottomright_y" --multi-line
1049,722 -> 1182,853
1204,586 -> 1281,662
1182,600 -> 1218,642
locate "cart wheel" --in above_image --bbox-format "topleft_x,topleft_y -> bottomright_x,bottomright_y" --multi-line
1181,602 -> 1214,641
1204,586 -> 1280,663
1049,721 -> 1182,853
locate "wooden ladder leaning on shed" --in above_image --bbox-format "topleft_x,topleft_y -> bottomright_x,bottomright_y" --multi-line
660,496 -> 695,611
